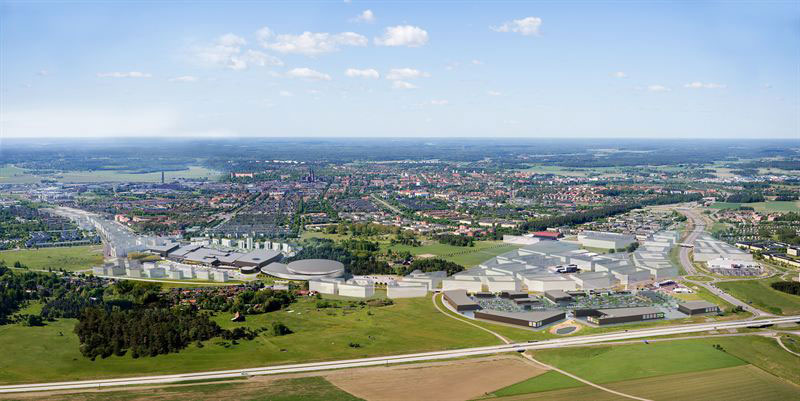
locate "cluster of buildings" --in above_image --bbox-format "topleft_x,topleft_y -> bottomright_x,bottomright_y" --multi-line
92,258 -> 233,282
440,231 -> 679,295
443,288 -> 720,329
694,235 -> 763,276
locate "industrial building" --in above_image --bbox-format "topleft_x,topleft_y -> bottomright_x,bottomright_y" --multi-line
474,310 -> 565,328
261,259 -> 345,280
678,301 -> 720,315
443,289 -> 481,312
387,282 -> 429,299
578,231 -> 637,250
580,306 -> 664,325
307,276 -> 375,298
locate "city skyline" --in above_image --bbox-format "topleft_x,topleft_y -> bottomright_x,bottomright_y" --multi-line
1,1 -> 798,139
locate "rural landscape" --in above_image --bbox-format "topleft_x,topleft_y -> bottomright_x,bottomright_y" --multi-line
1,1 -> 798,401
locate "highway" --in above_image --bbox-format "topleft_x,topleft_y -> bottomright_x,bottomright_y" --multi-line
676,208 -> 771,318
1,314 -> 797,394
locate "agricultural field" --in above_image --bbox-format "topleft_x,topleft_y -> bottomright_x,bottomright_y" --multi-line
488,335 -> 800,400
0,296 -> 500,385
0,165 -> 220,184
708,201 -> 800,213
28,376 -> 362,401
716,278 -> 800,315
489,365 -> 799,401
0,245 -> 103,272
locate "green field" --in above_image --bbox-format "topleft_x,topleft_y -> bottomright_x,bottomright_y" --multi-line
382,241 -> 520,267
52,376 -> 362,401
489,371 -> 583,397
301,231 -> 521,268
489,335 -> 800,400
489,365 -> 799,401
0,245 -> 103,272
0,296 -> 500,384
0,164 -> 220,184
708,201 -> 800,213
530,339 -> 746,384
716,278 -> 800,315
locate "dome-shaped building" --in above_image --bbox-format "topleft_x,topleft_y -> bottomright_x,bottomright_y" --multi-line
261,258 -> 345,280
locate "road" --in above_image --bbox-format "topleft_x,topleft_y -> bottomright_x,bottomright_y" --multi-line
676,208 -> 771,318
1,314 -> 797,394
370,194 -> 402,214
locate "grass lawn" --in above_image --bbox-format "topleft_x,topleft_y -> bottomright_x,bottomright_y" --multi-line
52,376 -> 362,401
684,275 -> 713,281
0,296 -> 501,385
383,241 -> 520,267
709,201 -> 800,213
715,278 -> 800,315
779,334 -> 800,355
529,339 -> 746,384
0,245 -> 103,272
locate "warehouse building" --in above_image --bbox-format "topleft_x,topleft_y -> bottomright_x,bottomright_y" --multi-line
581,306 -> 664,325
387,282 -> 429,299
474,310 -> 565,328
578,231 -> 637,250
443,289 -> 481,312
544,289 -> 574,304
678,301 -> 720,315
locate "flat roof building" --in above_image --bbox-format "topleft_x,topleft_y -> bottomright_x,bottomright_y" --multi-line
261,259 -> 345,280
544,290 -> 573,304
474,310 -> 565,328
678,301 -> 720,315
443,289 -> 481,312
582,306 -> 664,325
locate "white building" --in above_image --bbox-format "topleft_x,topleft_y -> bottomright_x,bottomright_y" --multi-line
387,282 -> 428,299
578,231 -> 637,250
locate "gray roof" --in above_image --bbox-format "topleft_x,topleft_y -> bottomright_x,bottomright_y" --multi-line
286,259 -> 345,275
679,301 -> 718,309
596,306 -> 662,318
235,249 -> 282,265
477,309 -> 564,322
443,289 -> 478,307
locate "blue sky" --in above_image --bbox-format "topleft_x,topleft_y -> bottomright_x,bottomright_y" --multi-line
1,1 -> 798,139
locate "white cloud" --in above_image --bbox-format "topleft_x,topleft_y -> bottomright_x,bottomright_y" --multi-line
374,25 -> 428,47
392,80 -> 417,89
242,50 -> 283,67
195,33 -> 283,70
487,90 -> 502,96
386,68 -> 430,80
345,68 -> 380,79
471,59 -> 483,65
169,75 -> 198,82
279,90 -> 293,97
351,9 -> 375,23
492,17 -> 542,36
37,70 -> 49,76
257,27 -> 367,56
612,71 -> 627,78
97,71 -> 152,78
287,67 -> 332,81
647,84 -> 671,92
684,81 -> 726,89
429,99 -> 448,105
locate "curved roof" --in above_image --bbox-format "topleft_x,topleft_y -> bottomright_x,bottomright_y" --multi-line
287,259 -> 345,275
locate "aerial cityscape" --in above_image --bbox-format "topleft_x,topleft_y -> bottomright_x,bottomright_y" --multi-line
0,2 -> 798,401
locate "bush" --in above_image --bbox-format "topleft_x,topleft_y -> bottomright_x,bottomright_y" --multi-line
271,322 -> 293,336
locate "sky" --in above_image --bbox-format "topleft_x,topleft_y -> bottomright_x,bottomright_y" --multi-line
1,1 -> 799,139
